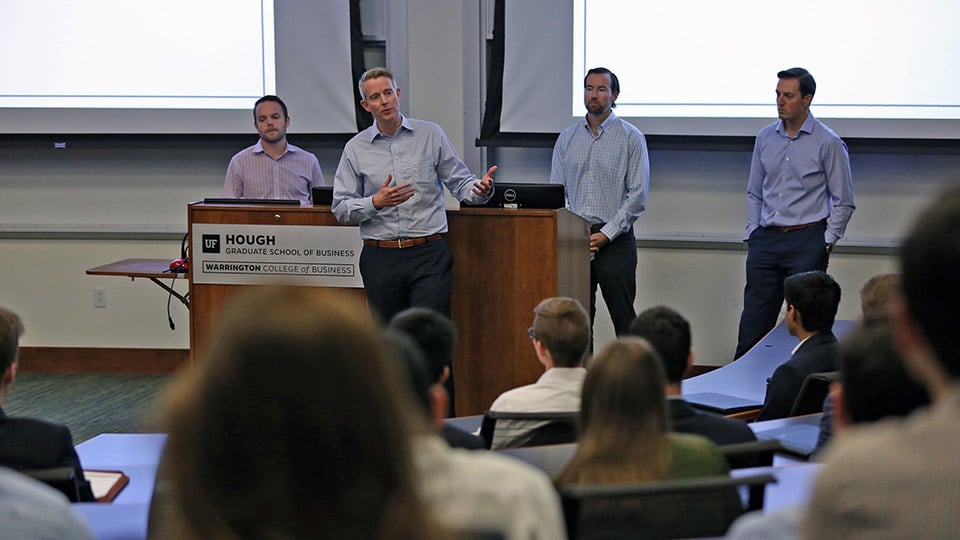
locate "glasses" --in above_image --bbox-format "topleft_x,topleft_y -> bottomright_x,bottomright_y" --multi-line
527,326 -> 537,340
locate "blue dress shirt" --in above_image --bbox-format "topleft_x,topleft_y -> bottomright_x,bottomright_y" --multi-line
746,113 -> 856,244
549,111 -> 649,241
332,116 -> 491,240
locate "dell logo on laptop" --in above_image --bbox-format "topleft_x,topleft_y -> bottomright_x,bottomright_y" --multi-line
503,188 -> 518,203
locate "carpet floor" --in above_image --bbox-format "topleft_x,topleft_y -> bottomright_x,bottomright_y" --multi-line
4,372 -> 174,444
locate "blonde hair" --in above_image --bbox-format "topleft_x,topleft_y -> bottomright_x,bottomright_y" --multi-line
556,337 -> 671,485
358,67 -> 396,100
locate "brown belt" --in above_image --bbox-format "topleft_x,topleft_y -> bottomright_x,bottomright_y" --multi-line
363,233 -> 444,249
764,219 -> 826,232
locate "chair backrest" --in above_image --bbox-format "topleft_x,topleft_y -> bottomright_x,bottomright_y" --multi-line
20,467 -> 81,502
560,473 -> 777,540
720,439 -> 782,470
789,371 -> 840,417
479,410 -> 578,450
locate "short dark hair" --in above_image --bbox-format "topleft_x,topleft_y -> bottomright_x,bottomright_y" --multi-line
777,67 -> 816,98
0,307 -> 24,374
253,95 -> 289,120
385,330 -> 434,418
628,306 -> 691,383
900,184 -> 960,377
388,307 -> 456,384
784,271 -> 841,333
584,67 -> 620,108
840,317 -> 930,424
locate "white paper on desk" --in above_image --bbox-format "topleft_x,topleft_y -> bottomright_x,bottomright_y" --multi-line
84,470 -> 126,500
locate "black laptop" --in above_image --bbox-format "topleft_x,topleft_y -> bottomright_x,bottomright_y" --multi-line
464,182 -> 565,209
311,186 -> 334,205
203,197 -> 300,205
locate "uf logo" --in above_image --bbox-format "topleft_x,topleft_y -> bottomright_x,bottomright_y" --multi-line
202,234 -> 221,254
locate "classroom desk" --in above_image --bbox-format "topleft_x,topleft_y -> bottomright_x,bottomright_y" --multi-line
750,413 -> 822,459
682,320 -> 855,414
77,433 -> 167,469
732,463 -> 822,512
444,414 -> 483,434
496,443 -> 576,477
86,258 -> 189,308
74,434 -> 167,540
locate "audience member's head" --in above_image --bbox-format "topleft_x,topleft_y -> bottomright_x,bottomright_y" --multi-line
834,317 -> 930,433
0,307 -> 24,401
859,273 -> 901,319
389,307 -> 457,384
158,287 -> 442,539
896,185 -> 960,394
0,307 -> 24,374
386,329 -> 444,425
529,297 -> 590,368
628,306 -> 692,385
784,270 -> 841,335
557,337 -> 669,484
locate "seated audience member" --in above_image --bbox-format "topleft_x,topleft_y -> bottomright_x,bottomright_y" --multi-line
728,316 -> 930,539
388,331 -> 567,540
389,307 -> 481,448
154,288 -> 446,539
556,337 -> 728,486
487,297 -> 591,448
803,185 -> 960,538
757,271 -> 841,421
859,272 -> 900,319
816,273 -> 902,451
629,306 -> 757,445
0,307 -> 94,502
0,466 -> 94,540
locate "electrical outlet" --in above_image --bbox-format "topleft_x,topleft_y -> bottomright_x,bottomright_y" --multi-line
94,287 -> 107,308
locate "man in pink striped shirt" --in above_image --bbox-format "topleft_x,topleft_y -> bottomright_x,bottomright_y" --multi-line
222,95 -> 325,204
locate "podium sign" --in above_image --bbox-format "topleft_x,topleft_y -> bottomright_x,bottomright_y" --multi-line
191,223 -> 363,287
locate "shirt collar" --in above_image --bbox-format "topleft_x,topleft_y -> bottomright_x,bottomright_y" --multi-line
368,114 -> 412,143
581,110 -> 618,134
253,139 -> 294,156
776,111 -> 816,138
792,334 -> 813,355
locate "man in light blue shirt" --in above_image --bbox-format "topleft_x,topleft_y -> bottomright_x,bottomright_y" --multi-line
333,67 -> 496,322
550,67 -> 649,337
735,68 -> 855,359
222,95 -> 325,204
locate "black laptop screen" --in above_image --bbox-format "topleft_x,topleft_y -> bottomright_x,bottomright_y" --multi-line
464,183 -> 565,209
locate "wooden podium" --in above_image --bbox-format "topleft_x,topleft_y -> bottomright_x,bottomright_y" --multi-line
448,207 -> 590,415
186,202 -> 366,364
188,203 -> 590,416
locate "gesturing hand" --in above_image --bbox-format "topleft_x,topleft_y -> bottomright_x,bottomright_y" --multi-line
472,165 -> 497,197
372,175 -> 415,209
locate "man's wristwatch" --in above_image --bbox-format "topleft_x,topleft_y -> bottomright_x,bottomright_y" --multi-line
825,243 -> 835,254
